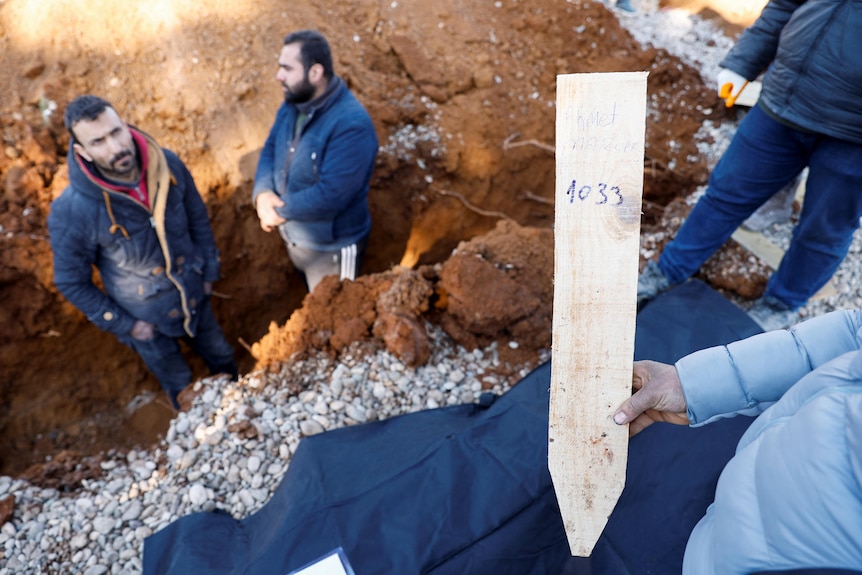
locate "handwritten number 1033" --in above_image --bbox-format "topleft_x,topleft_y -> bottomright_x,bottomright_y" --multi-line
566,180 -> 623,205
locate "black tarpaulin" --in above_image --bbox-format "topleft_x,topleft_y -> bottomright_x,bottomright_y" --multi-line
144,280 -> 857,575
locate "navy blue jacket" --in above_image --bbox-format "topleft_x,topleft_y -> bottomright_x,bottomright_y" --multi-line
252,77 -> 378,251
48,130 -> 220,339
721,0 -> 862,144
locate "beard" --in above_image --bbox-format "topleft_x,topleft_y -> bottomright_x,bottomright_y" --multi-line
97,148 -> 138,181
283,75 -> 316,104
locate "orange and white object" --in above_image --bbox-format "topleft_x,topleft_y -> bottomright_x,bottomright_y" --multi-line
717,68 -> 762,107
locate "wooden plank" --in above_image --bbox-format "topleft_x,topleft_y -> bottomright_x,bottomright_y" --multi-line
731,227 -> 837,300
731,227 -> 785,269
549,72 -> 648,556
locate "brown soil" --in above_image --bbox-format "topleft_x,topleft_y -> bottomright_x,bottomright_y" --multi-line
0,0 -> 765,480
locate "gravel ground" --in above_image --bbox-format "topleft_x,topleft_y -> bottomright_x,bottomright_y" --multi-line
0,325 -> 548,575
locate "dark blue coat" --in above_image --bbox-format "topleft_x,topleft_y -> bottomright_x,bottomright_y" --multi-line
721,0 -> 862,144
48,130 -> 220,339
252,77 -> 378,251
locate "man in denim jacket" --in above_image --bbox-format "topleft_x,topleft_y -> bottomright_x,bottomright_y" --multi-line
614,310 -> 862,574
253,30 -> 378,292
48,95 -> 237,409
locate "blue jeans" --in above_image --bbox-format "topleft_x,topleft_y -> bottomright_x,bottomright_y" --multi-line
659,105 -> 862,310
123,298 -> 237,401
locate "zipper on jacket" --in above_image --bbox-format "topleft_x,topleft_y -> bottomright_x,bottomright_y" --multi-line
311,152 -> 318,181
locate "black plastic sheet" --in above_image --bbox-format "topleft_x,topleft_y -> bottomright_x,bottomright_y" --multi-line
145,281 -> 854,575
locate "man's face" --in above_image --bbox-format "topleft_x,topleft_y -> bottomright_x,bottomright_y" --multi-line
277,43 -> 316,104
72,107 -> 137,181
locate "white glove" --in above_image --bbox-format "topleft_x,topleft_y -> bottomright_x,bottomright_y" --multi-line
716,68 -> 749,101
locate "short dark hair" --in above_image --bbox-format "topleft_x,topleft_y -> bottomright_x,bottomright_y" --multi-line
283,29 -> 334,79
64,95 -> 114,141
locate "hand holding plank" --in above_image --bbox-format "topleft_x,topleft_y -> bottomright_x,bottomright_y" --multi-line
613,360 -> 689,436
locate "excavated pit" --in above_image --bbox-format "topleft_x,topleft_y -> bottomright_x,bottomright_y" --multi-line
0,0 -> 765,480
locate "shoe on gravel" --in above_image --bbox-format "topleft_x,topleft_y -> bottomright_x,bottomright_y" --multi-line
747,296 -> 800,332
637,260 -> 672,308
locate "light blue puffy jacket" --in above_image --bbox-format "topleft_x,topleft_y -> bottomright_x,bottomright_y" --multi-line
676,309 -> 862,574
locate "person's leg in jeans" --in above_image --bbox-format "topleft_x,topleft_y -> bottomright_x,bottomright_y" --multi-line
658,106 -> 808,285
187,298 -> 238,380
124,332 -> 191,409
765,135 -> 862,309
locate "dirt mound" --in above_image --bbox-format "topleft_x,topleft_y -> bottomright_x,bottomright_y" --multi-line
0,0 -> 736,477
252,220 -> 552,372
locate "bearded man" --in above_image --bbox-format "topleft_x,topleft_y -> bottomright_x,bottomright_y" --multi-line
252,29 -> 378,293
49,95 -> 237,409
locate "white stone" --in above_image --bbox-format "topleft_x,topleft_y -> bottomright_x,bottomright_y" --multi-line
329,378 -> 343,398
203,429 -> 223,446
300,419 -> 325,436
70,533 -> 89,550
120,548 -> 137,561
247,456 -> 261,473
188,485 -> 208,506
174,417 -> 190,434
238,490 -> 255,509
121,500 -> 142,522
165,445 -> 184,462
75,497 -> 95,514
134,526 -> 152,540
345,404 -> 367,423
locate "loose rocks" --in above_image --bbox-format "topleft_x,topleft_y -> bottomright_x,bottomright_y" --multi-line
0,325 -> 545,574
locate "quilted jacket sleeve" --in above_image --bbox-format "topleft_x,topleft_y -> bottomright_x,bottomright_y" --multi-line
719,0 -> 804,79
676,309 -> 862,426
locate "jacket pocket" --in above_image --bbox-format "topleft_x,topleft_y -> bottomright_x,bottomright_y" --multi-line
124,268 -> 176,300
